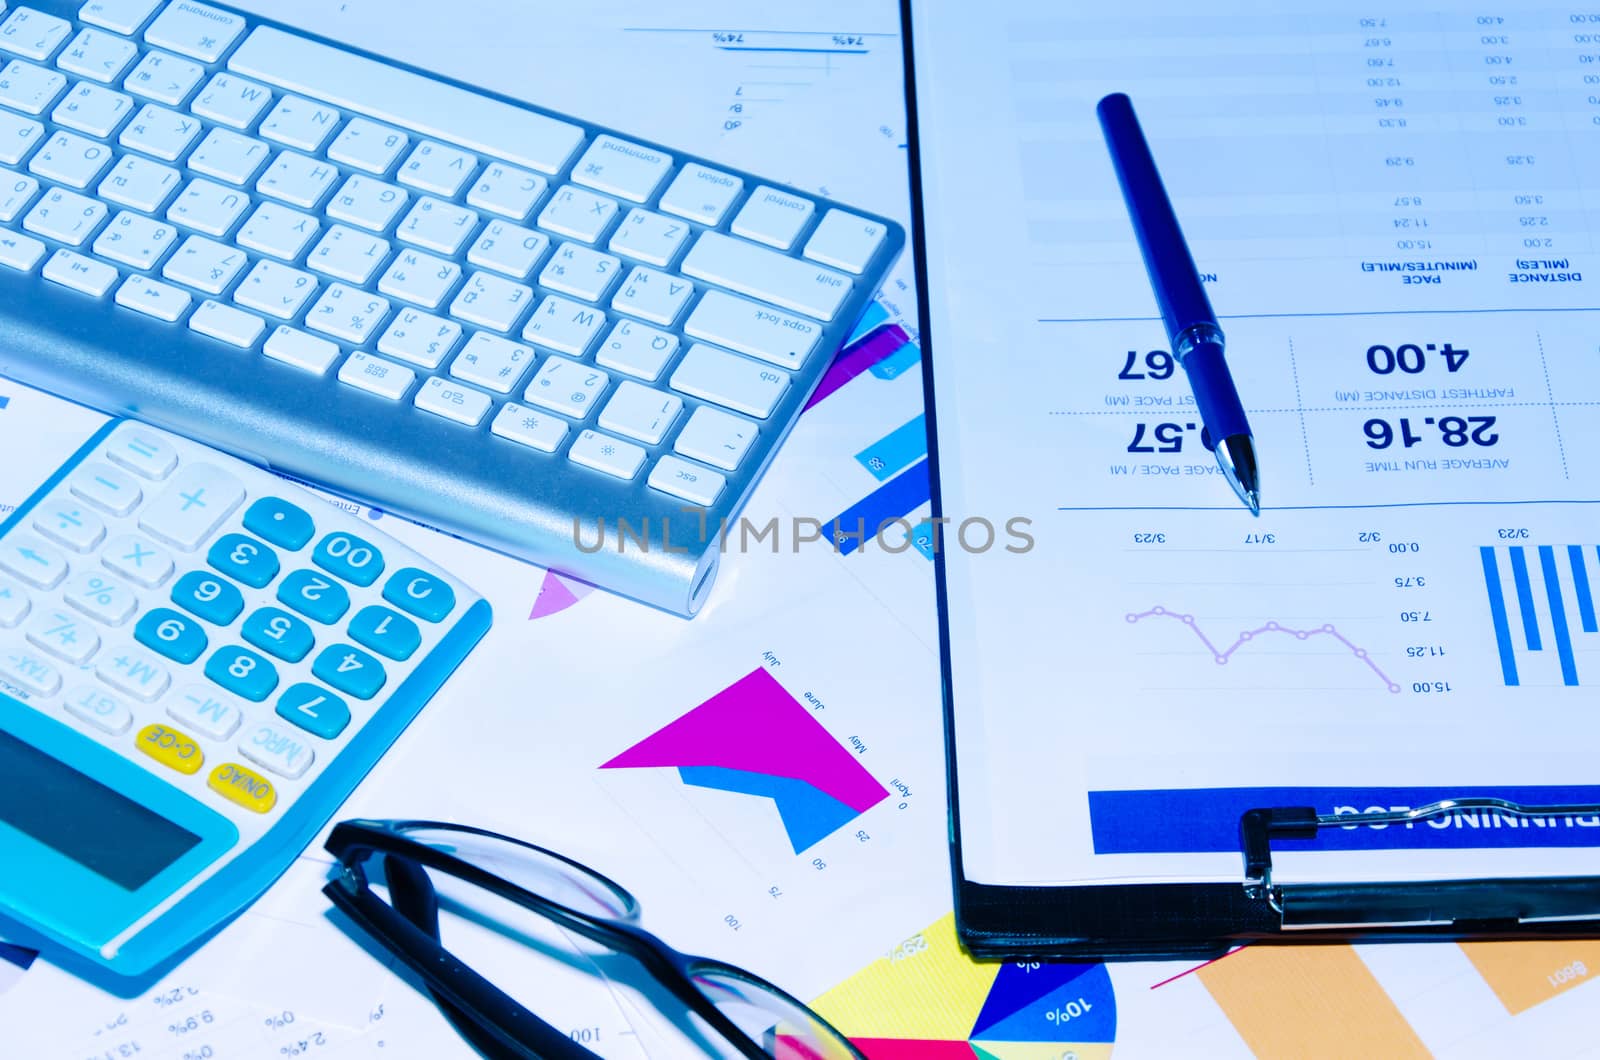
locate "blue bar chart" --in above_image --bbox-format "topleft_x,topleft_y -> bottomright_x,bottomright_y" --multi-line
1480,545 -> 1599,688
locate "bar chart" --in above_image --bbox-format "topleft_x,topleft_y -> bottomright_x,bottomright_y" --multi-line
1480,544 -> 1599,687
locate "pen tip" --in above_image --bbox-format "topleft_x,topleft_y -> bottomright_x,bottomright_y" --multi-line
1246,492 -> 1261,517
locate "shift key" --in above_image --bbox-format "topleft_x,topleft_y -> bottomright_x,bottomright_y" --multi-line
680,232 -> 851,322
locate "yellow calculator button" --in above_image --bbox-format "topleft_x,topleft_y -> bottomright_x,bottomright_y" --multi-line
207,762 -> 278,814
135,723 -> 204,775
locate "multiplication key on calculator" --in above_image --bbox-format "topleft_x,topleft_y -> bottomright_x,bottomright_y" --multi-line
0,419 -> 491,977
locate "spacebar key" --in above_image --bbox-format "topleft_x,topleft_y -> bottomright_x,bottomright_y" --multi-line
681,233 -> 852,322
228,27 -> 585,175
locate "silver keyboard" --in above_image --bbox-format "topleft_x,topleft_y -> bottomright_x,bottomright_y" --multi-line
0,0 -> 904,615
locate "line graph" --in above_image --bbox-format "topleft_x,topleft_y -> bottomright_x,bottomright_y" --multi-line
1125,606 -> 1401,692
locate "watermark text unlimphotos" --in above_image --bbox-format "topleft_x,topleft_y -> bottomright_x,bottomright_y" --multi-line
572,511 -> 1035,556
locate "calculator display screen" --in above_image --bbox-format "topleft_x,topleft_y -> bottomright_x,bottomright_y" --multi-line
0,730 -> 203,892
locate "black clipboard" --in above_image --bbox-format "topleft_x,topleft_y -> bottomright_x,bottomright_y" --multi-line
899,0 -> 1600,959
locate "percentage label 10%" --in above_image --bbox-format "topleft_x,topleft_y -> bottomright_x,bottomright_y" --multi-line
1364,415 -> 1498,449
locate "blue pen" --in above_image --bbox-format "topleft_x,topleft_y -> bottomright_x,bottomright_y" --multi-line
1096,92 -> 1261,515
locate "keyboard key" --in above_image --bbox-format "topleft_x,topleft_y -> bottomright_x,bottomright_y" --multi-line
326,115 -> 408,175
277,569 -> 349,623
234,259 -> 318,319
307,283 -> 390,344
139,462 -> 246,550
378,248 -> 460,311
263,325 -> 339,375
228,26 -> 583,175
539,242 -> 620,303
43,248 -> 117,296
598,381 -> 681,445
467,220 -> 548,280
306,224 -> 388,285
115,275 -> 191,321
0,230 -> 46,271
123,48 -> 203,105
311,643 -> 385,700
0,173 -> 38,221
255,150 -> 337,209
571,135 -> 671,203
682,232 -> 851,322
134,722 -> 202,774
611,265 -> 691,327
0,9 -> 71,62
51,80 -> 134,137
537,184 -> 617,244
524,356 -> 607,419
28,606 -> 101,664
29,129 -> 112,188
609,208 -> 689,268
670,343 -> 789,419
135,606 -> 208,664
101,533 -> 173,587
56,27 -> 137,84
381,567 -> 454,622
166,177 -> 249,236
24,186 -> 105,245
163,234 -> 244,293
144,1 -> 245,63
205,644 -> 277,701
64,684 -> 133,735
731,185 -> 815,250
0,111 -> 44,165
207,762 -> 276,812
170,569 -> 244,624
100,155 -> 181,214
658,163 -> 743,227
398,139 -> 476,197
238,720 -> 313,779
240,606 -> 313,662
275,682 -> 349,739
65,569 -> 137,624
208,532 -> 279,588
81,0 -> 164,35
187,127 -> 269,185
326,173 -> 408,232
33,499 -> 105,552
1,531 -> 67,589
451,269 -> 536,333
397,196 -> 478,256
596,318 -> 678,381
106,424 -> 179,479
98,644 -> 169,700
168,685 -> 241,740
0,575 -> 28,628
257,94 -> 338,152
489,402 -> 567,454
522,293 -> 604,355
377,308 -> 459,369
449,331 -> 533,394
673,405 -> 757,471
238,201 -> 319,260
95,211 -> 179,270
189,299 -> 264,347
568,428 -> 644,481
348,605 -> 419,661
2,647 -> 60,695
337,350 -> 413,400
0,58 -> 66,114
803,209 -> 889,274
683,289 -> 821,371
243,497 -> 314,550
415,375 -> 491,427
118,103 -> 199,161
71,462 -> 141,515
468,162 -> 545,220
313,531 -> 384,587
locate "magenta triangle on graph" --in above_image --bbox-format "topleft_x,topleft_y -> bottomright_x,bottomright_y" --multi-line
600,668 -> 890,813
529,570 -> 594,619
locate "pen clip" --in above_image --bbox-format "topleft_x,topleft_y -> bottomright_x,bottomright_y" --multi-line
1240,797 -> 1600,910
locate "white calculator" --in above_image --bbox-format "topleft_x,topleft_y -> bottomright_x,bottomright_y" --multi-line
0,418 -> 491,977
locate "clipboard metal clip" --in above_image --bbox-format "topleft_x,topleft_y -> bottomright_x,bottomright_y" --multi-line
1241,798 -> 1600,910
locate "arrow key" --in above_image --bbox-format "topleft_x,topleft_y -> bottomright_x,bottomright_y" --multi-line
0,531 -> 68,589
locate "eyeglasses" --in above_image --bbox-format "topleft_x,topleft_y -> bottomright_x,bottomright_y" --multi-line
323,819 -> 863,1060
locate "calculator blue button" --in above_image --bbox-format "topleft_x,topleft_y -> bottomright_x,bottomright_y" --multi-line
171,571 -> 245,625
204,646 -> 280,702
208,533 -> 281,589
312,532 -> 385,587
241,607 -> 316,663
276,682 -> 351,739
348,605 -> 420,661
135,608 -> 209,664
311,643 -> 387,700
382,567 -> 456,622
277,569 -> 351,624
243,497 -> 315,550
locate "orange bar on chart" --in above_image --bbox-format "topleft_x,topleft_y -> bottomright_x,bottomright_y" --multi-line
1198,946 -> 1428,1058
1459,940 -> 1600,1015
